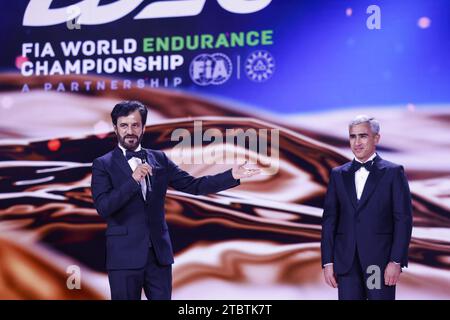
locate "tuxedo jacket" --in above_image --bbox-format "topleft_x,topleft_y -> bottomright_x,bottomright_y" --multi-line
91,147 -> 240,270
321,156 -> 413,275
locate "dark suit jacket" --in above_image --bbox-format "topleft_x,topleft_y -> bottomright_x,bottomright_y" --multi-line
321,155 -> 413,275
91,147 -> 240,270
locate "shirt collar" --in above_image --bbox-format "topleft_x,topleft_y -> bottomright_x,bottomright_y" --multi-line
354,152 -> 377,164
118,143 -> 142,157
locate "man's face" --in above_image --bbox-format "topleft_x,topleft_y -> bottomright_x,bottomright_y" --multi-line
114,110 -> 144,151
349,122 -> 380,162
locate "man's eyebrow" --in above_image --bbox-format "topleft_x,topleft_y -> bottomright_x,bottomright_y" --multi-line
349,133 -> 369,136
119,122 -> 139,125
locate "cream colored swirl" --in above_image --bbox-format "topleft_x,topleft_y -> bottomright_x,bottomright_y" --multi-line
0,74 -> 448,299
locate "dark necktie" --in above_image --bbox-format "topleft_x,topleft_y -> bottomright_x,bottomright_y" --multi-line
352,159 -> 374,172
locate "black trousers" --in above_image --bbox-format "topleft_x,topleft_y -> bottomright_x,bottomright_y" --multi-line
337,250 -> 396,300
107,246 -> 172,300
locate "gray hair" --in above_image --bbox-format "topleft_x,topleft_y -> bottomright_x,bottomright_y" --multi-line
349,115 -> 380,134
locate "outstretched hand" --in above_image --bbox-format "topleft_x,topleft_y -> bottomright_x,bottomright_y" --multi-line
232,161 -> 261,180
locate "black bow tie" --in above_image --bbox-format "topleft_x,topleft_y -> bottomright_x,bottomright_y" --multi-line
125,150 -> 144,161
352,160 -> 374,172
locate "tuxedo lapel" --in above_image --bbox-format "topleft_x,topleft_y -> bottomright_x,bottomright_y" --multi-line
342,164 -> 358,210
143,148 -> 157,191
112,147 -> 133,176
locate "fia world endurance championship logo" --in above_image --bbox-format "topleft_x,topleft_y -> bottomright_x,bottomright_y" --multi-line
245,50 -> 275,82
189,53 -> 232,86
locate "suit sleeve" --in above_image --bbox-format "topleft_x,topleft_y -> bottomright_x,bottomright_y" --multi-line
91,158 -> 141,219
321,169 -> 339,267
389,166 -> 413,267
163,152 -> 240,195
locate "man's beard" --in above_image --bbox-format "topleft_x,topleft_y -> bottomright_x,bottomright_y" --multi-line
117,132 -> 144,151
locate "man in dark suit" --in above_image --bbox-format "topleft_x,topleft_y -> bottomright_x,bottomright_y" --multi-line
321,115 -> 413,300
91,101 -> 260,300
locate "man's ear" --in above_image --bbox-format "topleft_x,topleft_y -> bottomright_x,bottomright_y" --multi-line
375,133 -> 381,144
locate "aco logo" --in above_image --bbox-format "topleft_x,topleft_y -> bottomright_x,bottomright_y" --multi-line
245,50 -> 275,83
23,0 -> 272,26
189,53 -> 232,86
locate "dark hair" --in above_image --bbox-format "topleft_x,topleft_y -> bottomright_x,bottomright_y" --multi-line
111,101 -> 148,126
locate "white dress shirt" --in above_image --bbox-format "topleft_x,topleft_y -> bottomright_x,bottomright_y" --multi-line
354,153 -> 376,200
118,144 -> 147,200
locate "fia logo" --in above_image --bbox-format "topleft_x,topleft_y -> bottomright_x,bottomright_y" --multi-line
245,50 -> 275,82
189,53 -> 232,86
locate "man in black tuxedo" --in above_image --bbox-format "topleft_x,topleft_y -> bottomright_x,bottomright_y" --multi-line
91,100 -> 260,300
321,115 -> 412,300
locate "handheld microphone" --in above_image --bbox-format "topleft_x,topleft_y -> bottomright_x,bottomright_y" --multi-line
137,150 -> 152,191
